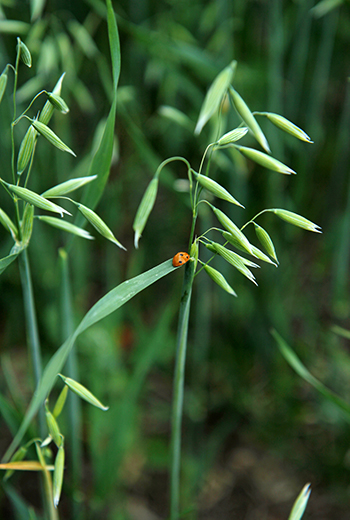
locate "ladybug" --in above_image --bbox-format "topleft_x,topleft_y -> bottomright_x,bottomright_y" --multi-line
172,252 -> 190,267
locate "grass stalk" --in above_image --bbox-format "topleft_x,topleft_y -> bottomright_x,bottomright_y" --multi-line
18,248 -> 45,437
59,249 -> 83,518
170,257 -> 196,520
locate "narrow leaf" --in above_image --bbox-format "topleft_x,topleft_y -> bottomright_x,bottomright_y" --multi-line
272,329 -> 350,420
4,260 -> 178,460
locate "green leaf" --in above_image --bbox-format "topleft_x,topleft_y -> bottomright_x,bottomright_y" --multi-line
76,3 -> 120,218
272,329 -> 350,420
0,244 -> 26,276
4,259 -> 177,460
311,0 -> 343,18
195,60 -> 237,135
106,0 -> 121,90
288,483 -> 311,520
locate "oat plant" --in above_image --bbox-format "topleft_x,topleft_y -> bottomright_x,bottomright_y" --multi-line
132,60 -> 320,519
0,0 -> 123,516
1,25 -> 319,520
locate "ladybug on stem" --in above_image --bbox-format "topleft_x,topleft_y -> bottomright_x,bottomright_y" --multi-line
172,252 -> 190,267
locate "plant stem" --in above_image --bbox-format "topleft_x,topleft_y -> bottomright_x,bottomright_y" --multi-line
59,249 -> 83,519
170,258 -> 196,520
18,248 -> 45,436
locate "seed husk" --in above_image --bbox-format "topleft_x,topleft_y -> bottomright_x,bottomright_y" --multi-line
17,125 -> 37,175
194,172 -> 244,208
53,443 -> 65,508
204,264 -> 237,296
270,209 -> 321,233
253,223 -> 279,263
235,145 -> 296,175
217,126 -> 249,145
77,203 -> 126,249
133,177 -> 159,248
42,175 -> 97,197
195,60 -> 237,135
4,182 -> 71,217
210,205 -> 253,255
256,112 -> 312,143
59,374 -> 109,411
229,86 -> 270,153
32,120 -> 76,157
38,216 -> 94,240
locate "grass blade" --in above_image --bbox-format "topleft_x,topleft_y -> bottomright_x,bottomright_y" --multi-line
4,259 -> 177,460
272,329 -> 350,420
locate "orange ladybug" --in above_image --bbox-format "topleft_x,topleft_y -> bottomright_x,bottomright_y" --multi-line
172,252 -> 190,267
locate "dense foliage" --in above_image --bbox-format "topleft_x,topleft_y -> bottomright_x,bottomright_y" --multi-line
0,1 -> 350,519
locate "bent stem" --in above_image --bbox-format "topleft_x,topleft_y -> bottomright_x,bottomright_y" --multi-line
170,258 -> 196,520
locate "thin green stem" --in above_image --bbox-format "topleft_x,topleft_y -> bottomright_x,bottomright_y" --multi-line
170,258 -> 196,520
18,249 -> 45,437
59,249 -> 83,519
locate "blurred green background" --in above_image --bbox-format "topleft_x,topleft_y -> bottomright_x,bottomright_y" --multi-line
1,0 -> 350,518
